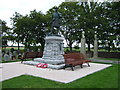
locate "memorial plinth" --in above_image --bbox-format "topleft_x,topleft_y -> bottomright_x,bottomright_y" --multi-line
23,36 -> 65,69
42,36 -> 65,64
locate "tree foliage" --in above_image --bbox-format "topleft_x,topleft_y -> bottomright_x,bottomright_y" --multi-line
1,20 -> 10,48
11,10 -> 48,51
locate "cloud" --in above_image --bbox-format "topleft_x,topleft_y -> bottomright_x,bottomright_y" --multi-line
0,0 -> 64,27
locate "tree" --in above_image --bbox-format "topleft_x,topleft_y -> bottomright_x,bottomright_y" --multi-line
11,10 -> 47,51
75,2 -> 104,52
10,12 -> 23,50
58,2 -> 80,52
1,20 -> 10,48
97,2 -> 120,52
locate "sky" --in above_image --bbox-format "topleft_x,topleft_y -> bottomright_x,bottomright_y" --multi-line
0,0 -> 117,27
0,0 -> 113,47
0,0 -> 66,46
0,0 -> 64,27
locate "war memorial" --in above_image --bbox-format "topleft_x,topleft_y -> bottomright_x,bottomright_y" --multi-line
23,7 -> 66,69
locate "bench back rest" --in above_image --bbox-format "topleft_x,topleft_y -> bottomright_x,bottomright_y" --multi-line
63,53 -> 86,63
24,52 -> 38,58
36,52 -> 43,58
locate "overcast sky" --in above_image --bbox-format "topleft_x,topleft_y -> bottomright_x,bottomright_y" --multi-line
0,0 -> 64,27
0,0 -> 113,27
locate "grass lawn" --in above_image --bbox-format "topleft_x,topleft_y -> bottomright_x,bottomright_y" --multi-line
1,60 -> 21,63
2,63 -> 119,88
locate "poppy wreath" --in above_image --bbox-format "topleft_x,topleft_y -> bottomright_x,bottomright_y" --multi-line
36,63 -> 42,68
36,63 -> 48,68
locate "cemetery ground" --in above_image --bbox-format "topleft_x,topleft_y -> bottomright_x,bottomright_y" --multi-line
2,63 -> 119,88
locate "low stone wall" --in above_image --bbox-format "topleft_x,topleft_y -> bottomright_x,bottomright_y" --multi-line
98,52 -> 120,59
86,51 -> 120,59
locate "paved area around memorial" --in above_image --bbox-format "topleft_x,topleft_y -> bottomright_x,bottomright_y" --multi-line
0,62 -> 112,83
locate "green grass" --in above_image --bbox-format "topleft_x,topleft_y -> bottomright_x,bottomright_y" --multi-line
2,47 -> 24,50
2,64 -> 119,88
1,60 -> 21,63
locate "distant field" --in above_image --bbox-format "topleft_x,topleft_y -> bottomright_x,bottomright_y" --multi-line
3,47 -> 24,50
2,47 -> 119,52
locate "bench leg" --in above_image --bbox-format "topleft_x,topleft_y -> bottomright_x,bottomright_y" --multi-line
21,59 -> 23,63
80,64 -> 83,68
64,65 -> 67,70
64,64 -> 74,71
87,63 -> 90,67
21,59 -> 26,63
71,66 -> 74,71
69,64 -> 74,71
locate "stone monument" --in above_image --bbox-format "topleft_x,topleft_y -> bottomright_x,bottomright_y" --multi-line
80,31 -> 86,56
4,52 -> 10,61
23,7 -> 65,69
93,32 -> 98,58
8,50 -> 12,60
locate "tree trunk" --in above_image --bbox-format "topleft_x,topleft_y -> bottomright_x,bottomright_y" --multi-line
108,43 -> 111,52
41,43 -> 45,52
88,43 -> 91,52
87,39 -> 91,52
69,41 -> 73,52
69,45 -> 72,52
18,40 -> 20,50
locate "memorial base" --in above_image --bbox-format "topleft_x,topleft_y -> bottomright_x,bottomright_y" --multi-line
23,36 -> 65,69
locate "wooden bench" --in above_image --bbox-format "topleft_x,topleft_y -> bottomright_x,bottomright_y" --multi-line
21,52 -> 43,63
36,52 -> 43,58
63,53 -> 91,71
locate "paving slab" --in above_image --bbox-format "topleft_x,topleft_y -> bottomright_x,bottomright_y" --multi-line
0,62 -> 112,83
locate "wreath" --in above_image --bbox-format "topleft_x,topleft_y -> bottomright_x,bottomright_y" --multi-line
36,63 -> 48,68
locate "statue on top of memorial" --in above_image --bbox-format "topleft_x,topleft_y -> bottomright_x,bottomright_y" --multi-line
49,7 -> 62,36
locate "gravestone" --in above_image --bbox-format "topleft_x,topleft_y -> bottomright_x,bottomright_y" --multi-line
12,51 -> 17,60
4,53 -> 9,61
9,51 -> 12,60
